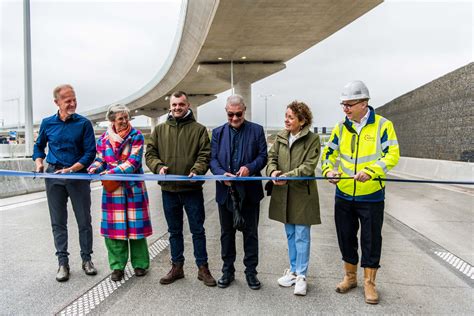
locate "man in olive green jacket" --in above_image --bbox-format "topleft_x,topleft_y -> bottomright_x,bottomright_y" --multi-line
145,91 -> 216,287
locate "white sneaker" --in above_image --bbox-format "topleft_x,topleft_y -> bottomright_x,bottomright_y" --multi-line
294,275 -> 307,296
277,269 -> 297,287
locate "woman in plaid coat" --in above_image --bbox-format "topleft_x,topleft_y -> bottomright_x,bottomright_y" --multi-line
88,104 -> 152,281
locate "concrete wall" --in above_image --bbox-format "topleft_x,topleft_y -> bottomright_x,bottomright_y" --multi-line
0,158 -> 45,198
2,157 -> 471,198
391,157 -> 473,186
377,63 -> 473,162
0,144 -> 26,158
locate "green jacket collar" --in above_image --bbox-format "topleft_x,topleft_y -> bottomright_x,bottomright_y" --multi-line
276,125 -> 311,144
166,109 -> 196,126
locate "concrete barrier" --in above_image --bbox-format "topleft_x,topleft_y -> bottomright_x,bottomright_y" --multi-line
0,144 -> 26,158
0,159 -> 152,199
390,157 -> 473,183
0,158 -> 45,198
1,157 -> 472,199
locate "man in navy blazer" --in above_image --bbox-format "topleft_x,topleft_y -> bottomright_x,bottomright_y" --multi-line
210,94 -> 268,290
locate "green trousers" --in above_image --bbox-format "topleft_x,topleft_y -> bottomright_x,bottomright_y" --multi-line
104,238 -> 150,270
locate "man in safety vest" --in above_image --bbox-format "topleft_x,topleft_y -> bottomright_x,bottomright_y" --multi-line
322,80 -> 399,304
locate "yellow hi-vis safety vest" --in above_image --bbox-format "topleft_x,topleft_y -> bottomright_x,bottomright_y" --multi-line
321,108 -> 400,202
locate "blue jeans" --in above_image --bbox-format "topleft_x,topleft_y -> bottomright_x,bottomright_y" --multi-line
285,224 -> 311,277
162,190 -> 208,267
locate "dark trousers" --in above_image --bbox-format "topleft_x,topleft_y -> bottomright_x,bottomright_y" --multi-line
334,197 -> 384,268
45,165 -> 93,265
218,199 -> 260,275
161,190 -> 208,267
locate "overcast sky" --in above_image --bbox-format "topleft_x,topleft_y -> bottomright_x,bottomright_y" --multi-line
1,0 -> 472,129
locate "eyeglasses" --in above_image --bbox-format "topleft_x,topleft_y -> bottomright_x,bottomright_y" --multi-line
340,100 -> 364,109
227,111 -> 243,118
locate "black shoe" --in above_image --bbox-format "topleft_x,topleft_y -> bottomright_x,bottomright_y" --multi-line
246,274 -> 261,290
134,268 -> 147,277
111,269 -> 124,282
217,273 -> 235,288
82,261 -> 97,276
56,265 -> 70,282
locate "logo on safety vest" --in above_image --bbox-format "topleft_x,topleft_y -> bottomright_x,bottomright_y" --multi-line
364,134 -> 375,142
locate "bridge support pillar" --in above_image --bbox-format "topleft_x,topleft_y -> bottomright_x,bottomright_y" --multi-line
234,80 -> 252,121
196,62 -> 286,122
190,104 -> 199,121
149,117 -> 159,129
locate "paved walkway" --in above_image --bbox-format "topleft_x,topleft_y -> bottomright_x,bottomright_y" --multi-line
0,177 -> 472,315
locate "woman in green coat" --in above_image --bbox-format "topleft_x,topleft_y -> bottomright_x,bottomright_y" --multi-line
266,101 -> 321,296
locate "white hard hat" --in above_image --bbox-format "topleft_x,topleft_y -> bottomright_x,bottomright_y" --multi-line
340,80 -> 370,101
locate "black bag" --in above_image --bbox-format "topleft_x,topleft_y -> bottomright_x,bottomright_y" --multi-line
229,184 -> 245,231
264,181 -> 273,196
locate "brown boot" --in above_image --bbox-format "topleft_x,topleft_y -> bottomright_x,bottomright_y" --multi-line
336,262 -> 358,293
364,267 -> 379,304
198,264 -> 217,286
159,262 -> 184,284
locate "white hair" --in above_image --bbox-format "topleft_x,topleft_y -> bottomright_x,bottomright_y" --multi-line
106,104 -> 130,122
226,94 -> 246,109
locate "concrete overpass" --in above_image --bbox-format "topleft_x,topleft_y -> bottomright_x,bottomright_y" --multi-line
83,0 -> 383,124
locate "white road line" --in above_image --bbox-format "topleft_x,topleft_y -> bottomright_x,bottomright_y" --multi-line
434,251 -> 474,280
0,197 -> 48,211
463,264 -> 470,274
0,186 -> 102,211
452,258 -> 460,267
389,171 -> 474,196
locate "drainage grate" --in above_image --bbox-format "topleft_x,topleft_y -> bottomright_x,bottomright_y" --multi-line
434,251 -> 473,280
57,238 -> 169,316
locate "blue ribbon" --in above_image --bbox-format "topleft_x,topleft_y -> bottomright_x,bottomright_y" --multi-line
0,169 -> 472,185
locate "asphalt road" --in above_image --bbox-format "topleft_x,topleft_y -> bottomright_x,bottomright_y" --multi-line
0,177 -> 472,315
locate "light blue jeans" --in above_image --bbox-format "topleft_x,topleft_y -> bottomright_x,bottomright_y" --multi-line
285,224 -> 311,277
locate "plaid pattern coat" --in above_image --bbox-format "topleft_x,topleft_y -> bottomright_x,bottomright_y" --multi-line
88,127 -> 153,240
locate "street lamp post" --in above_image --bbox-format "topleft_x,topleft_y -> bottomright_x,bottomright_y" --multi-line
23,0 -> 34,157
259,94 -> 274,139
